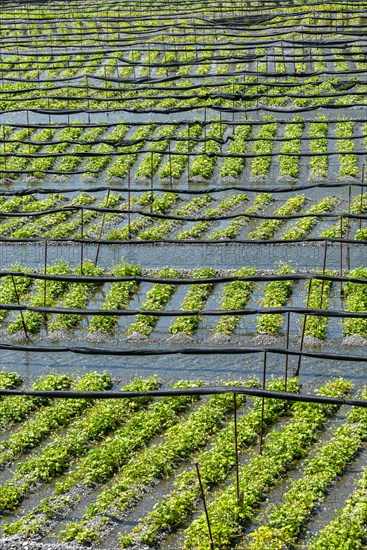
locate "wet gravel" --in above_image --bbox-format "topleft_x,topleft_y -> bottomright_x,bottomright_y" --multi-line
0,536 -> 82,550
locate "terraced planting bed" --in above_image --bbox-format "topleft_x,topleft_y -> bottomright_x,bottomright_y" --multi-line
0,0 -> 367,548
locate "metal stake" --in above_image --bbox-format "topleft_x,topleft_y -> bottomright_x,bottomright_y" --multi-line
187,124 -> 191,184
195,463 -> 215,550
340,215 -> 343,295
346,185 -> 351,271
319,240 -> 328,308
232,83 -> 235,121
259,351 -> 267,455
43,240 -> 48,329
11,275 -> 30,341
285,311 -> 290,392
95,190 -> 110,266
233,394 -> 241,507
295,279 -> 313,377
150,151 -> 154,212
168,140 -> 173,188
80,207 -> 84,275
128,168 -> 132,239
360,165 -> 365,231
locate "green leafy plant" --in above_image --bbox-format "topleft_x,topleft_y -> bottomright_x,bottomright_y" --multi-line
248,195 -> 306,240
88,261 -> 141,334
49,260 -> 103,332
126,267 -> 180,336
309,114 -> 328,180
122,378 -> 298,548
250,117 -> 277,179
190,121 -> 225,180
278,115 -> 305,179
220,124 -> 252,178
256,263 -> 295,336
182,379 -> 352,550
214,267 -> 257,335
343,267 -> 367,337
169,268 -> 216,336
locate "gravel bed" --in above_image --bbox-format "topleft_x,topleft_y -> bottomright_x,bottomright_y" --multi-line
0,536 -> 81,550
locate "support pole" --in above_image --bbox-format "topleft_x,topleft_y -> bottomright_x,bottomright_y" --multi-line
233,394 -> 241,507
360,165 -> 365,231
128,168 -> 131,239
187,125 -> 190,184
43,240 -> 48,329
195,463 -> 215,550
346,185 -> 351,271
319,240 -> 328,309
259,351 -> 267,455
80,207 -> 84,275
168,140 -> 173,188
150,151 -> 154,212
294,279 -> 313,377
95,190 -> 110,266
285,311 -> 290,392
11,276 -> 29,341
340,215 -> 343,296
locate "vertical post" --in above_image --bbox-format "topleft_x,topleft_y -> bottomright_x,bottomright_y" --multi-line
193,26 -> 197,63
259,351 -> 267,455
219,112 -> 223,155
293,49 -> 296,74
43,240 -> 48,328
346,185 -> 351,271
339,214 -> 343,295
86,75 -> 90,111
11,275 -> 29,341
1,117 -> 6,181
319,240 -> 328,308
148,42 -> 151,78
232,83 -> 235,121
195,463 -> 215,550
117,58 -> 120,79
80,207 -> 84,275
150,151 -> 154,213
128,168 -> 131,239
285,311 -> 290,392
187,124 -> 190,184
295,278 -> 313,377
26,109 -> 30,127
104,64 -> 108,112
360,165 -> 365,231
233,394 -> 241,507
168,140 -> 173,188
95,190 -> 110,266
4,132 -> 7,173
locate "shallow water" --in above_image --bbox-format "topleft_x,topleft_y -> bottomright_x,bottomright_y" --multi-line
0,241 -> 364,271
0,341 -> 365,390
